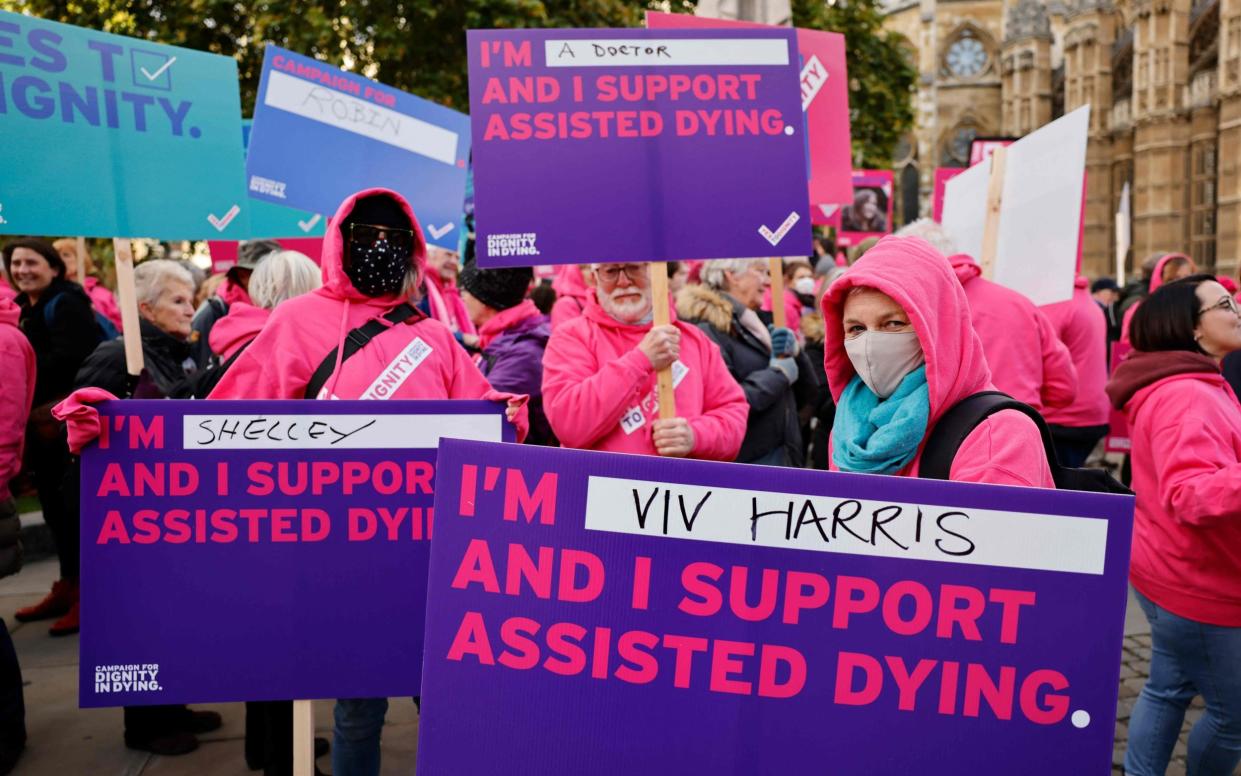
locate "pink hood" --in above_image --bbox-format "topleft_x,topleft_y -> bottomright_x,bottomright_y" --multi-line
425,271 -> 476,335
1149,252 -> 1192,293
542,295 -> 748,460
209,188 -> 500,403
821,237 -> 1053,486
947,254 -> 1077,412
824,239 -> 992,421
0,297 -> 35,499
208,301 -> 270,361
550,265 -> 592,329
0,276 -> 14,303
218,277 -> 253,307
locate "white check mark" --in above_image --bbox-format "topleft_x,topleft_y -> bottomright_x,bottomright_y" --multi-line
758,211 -> 801,246
427,222 -> 455,240
297,214 -> 322,233
207,204 -> 241,232
139,56 -> 176,81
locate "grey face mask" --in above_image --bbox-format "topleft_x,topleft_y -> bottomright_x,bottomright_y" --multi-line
844,330 -> 924,399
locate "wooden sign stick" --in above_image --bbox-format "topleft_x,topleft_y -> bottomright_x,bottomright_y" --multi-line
768,258 -> 786,330
648,261 -> 677,419
75,237 -> 87,286
111,239 -> 144,377
979,146 -> 1008,281
293,700 -> 314,776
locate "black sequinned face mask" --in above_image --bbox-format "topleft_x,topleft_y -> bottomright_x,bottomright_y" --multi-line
348,240 -> 407,296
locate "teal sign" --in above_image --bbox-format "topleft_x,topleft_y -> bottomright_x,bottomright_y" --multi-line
0,12 -> 248,239
242,120 -> 325,238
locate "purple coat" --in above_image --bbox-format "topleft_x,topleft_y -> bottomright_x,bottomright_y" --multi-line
480,308 -> 555,445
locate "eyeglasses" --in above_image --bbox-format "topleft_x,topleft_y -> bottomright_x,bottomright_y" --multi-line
349,223 -> 414,256
1198,295 -> 1241,317
595,264 -> 648,285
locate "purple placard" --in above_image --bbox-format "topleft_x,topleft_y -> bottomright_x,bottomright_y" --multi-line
79,400 -> 513,707
419,440 -> 1135,774
467,28 -> 812,267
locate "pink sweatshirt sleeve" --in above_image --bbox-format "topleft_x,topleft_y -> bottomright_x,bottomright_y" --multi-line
685,341 -> 748,461
1036,309 -> 1078,410
1147,401 -> 1241,527
949,409 -> 1056,488
542,326 -> 651,450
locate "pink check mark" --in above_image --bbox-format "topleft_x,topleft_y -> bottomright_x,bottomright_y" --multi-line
207,204 -> 240,232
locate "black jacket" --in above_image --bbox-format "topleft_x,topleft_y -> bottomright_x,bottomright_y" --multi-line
16,279 -> 101,406
677,286 -> 818,466
76,318 -> 196,399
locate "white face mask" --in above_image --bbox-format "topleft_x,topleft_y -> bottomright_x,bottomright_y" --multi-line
844,330 -> 925,399
793,277 -> 815,296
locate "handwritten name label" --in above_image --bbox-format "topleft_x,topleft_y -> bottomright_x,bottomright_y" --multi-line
263,70 -> 459,164
544,38 -> 790,68
583,476 -> 1108,575
183,413 -> 503,450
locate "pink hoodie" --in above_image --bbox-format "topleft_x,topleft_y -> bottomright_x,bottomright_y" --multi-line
948,254 -> 1077,413
208,301 -> 270,362
1107,353 -> 1241,626
550,264 -> 592,330
83,276 -> 123,332
822,237 -> 1055,487
542,295 -> 748,460
0,298 -> 35,500
1040,276 -> 1110,428
218,276 -> 253,307
0,276 -> 14,303
210,189 -> 498,404
1120,253 -> 1192,345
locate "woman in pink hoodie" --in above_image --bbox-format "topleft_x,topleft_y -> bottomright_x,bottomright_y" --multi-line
210,188 -> 523,776
820,236 -> 1054,486
1106,274 -> 1241,776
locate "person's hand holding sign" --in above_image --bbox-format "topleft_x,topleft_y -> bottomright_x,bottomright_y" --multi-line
640,325 -> 680,370
652,417 -> 695,457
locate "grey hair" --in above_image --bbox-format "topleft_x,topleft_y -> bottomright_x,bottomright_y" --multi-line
134,259 -> 194,307
895,218 -> 958,257
699,258 -> 765,292
249,250 -> 322,309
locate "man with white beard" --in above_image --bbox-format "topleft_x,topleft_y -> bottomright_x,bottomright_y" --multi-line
542,262 -> 749,459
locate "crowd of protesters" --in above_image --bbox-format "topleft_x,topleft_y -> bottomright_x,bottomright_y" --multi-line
0,186 -> 1238,776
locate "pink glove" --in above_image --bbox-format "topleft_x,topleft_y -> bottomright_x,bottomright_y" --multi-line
52,387 -> 118,454
483,389 -> 529,444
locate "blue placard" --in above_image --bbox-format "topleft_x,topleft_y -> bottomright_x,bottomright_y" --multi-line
0,11 -> 248,239
247,46 -> 470,250
241,121 -> 325,238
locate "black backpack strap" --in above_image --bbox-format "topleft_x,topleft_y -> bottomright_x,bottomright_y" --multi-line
303,304 -> 426,399
919,391 -> 1061,480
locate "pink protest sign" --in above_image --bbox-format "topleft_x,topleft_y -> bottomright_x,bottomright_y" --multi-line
830,169 -> 893,245
1105,342 -> 1132,453
206,237 -> 324,272
646,11 -> 853,223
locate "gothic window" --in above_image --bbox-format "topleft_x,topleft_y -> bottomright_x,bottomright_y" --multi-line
1190,140 -> 1218,271
940,124 -> 979,168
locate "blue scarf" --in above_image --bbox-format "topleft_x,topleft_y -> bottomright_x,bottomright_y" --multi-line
831,366 -> 930,475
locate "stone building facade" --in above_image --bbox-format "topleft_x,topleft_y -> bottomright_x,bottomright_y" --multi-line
883,0 -> 1241,278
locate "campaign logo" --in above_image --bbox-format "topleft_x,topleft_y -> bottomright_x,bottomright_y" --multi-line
486,232 -> 539,259
94,663 -> 163,694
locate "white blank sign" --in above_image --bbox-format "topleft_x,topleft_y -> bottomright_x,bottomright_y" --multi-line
941,105 -> 1090,306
